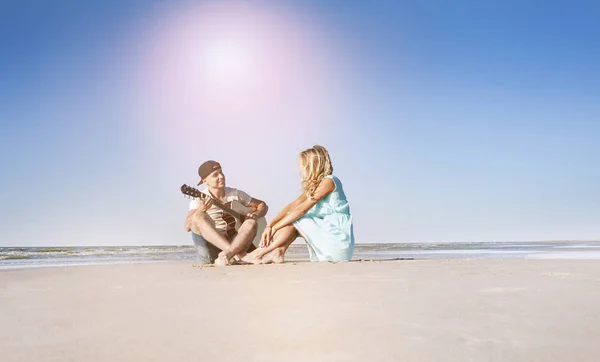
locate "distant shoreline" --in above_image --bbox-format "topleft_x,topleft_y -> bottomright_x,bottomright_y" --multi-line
2,239 -> 600,248
3,241 -> 600,270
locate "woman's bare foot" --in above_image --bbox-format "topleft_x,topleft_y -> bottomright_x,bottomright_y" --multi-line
241,248 -> 266,264
214,251 -> 231,267
260,248 -> 285,264
230,252 -> 252,265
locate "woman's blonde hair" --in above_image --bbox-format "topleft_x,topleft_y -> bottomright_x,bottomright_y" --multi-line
299,145 -> 333,197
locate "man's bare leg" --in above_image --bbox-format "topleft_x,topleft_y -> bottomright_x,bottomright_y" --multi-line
193,211 -> 232,252
215,219 -> 257,266
246,225 -> 298,264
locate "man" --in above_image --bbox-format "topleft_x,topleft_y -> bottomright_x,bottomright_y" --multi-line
184,160 -> 268,266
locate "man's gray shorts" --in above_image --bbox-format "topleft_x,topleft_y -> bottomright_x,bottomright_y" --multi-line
191,232 -> 221,264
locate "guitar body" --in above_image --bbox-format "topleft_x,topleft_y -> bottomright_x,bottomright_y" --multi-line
227,200 -> 267,248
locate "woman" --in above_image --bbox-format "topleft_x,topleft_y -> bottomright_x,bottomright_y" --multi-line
249,145 -> 355,263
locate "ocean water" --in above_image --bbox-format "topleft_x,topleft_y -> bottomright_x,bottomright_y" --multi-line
1,241 -> 600,269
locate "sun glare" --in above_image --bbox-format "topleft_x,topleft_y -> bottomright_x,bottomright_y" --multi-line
132,0 -> 346,149
201,38 -> 254,86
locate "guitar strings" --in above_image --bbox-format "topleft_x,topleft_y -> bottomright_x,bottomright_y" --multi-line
221,202 -> 237,239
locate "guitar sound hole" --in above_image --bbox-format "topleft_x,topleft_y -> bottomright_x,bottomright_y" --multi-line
222,203 -> 237,238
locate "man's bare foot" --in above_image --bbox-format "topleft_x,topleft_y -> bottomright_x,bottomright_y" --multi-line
260,248 -> 285,264
214,251 -> 231,267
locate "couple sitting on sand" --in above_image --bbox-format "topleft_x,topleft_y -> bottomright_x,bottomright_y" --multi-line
183,145 -> 355,266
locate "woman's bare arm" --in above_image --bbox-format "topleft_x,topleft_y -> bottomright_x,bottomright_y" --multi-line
267,192 -> 306,227
271,178 -> 335,231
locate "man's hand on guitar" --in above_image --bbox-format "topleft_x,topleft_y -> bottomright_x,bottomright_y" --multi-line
260,226 -> 273,248
198,196 -> 213,213
245,212 -> 259,220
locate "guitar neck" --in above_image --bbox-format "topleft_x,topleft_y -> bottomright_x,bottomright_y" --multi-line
204,195 -> 243,220
181,184 -> 246,221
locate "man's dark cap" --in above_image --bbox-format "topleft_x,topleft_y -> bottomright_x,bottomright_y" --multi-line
197,160 -> 221,185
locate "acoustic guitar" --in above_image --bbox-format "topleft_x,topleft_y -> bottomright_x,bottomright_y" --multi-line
180,184 -> 266,249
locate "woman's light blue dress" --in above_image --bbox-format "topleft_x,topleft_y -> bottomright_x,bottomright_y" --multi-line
292,175 -> 355,262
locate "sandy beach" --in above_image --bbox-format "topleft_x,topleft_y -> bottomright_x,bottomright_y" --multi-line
1,259 -> 600,361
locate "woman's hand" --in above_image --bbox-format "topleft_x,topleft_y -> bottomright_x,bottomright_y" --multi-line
260,226 -> 274,248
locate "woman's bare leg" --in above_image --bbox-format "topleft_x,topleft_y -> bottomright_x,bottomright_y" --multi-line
245,225 -> 298,264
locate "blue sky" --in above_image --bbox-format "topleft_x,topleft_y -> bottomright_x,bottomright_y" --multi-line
1,0 -> 599,246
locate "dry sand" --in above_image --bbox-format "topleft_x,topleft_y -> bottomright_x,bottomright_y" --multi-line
1,259 -> 600,361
